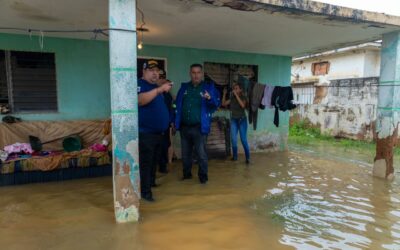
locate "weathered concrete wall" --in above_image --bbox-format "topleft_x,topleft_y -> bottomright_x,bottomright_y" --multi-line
291,77 -> 379,141
109,0 -> 140,223
373,31 -> 400,179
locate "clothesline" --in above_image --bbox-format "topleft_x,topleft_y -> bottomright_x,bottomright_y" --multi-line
291,83 -> 400,88
0,27 -> 137,50
0,27 -> 136,35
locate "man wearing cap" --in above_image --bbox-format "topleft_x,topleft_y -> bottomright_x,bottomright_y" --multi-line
175,64 -> 221,184
138,59 -> 172,202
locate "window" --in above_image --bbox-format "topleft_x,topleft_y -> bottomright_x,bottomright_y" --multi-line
0,51 -> 7,106
312,61 -> 330,76
204,62 -> 258,109
0,50 -> 57,113
291,83 -> 316,105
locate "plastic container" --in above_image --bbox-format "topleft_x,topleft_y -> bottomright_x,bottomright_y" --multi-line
62,136 -> 82,152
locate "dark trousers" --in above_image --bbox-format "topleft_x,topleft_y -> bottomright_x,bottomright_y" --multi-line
180,125 -> 208,181
139,132 -> 163,197
158,129 -> 171,172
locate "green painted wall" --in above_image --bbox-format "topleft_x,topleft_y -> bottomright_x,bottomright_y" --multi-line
0,34 -> 291,149
0,33 -> 110,120
138,45 -> 292,149
138,45 -> 291,95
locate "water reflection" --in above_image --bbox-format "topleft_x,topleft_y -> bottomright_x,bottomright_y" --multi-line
0,148 -> 399,250
262,152 -> 400,250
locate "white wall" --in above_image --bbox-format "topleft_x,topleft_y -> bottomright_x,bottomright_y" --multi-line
364,50 -> 381,78
292,48 -> 381,82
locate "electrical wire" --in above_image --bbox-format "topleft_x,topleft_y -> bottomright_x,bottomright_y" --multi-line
136,0 -> 146,30
0,27 -> 136,37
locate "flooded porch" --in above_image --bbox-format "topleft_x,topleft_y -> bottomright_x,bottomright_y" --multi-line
1,145 -> 399,250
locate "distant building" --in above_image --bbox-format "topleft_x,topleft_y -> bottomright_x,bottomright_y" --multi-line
291,42 -> 382,141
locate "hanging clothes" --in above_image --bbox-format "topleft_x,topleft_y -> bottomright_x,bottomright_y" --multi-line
247,82 -> 265,130
271,86 -> 297,127
261,85 -> 275,109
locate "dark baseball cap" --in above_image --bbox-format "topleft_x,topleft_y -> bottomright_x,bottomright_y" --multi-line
143,59 -> 159,70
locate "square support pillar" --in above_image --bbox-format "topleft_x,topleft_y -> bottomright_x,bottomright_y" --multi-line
374,31 -> 400,180
109,0 -> 140,222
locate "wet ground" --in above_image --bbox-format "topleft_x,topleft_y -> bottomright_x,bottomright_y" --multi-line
1,144 -> 400,250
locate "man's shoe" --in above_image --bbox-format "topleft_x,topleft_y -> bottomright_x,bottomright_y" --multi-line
199,174 -> 208,184
246,159 -> 250,165
159,169 -> 169,174
181,174 -> 193,181
141,193 -> 155,202
199,178 -> 208,184
152,183 -> 160,188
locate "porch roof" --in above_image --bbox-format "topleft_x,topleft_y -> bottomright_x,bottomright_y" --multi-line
1,0 -> 400,56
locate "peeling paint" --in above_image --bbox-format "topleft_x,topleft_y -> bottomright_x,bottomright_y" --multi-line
374,126 -> 398,179
376,32 -> 400,140
115,202 -> 140,222
376,116 -> 399,139
248,132 -> 282,152
291,77 -> 379,141
109,0 -> 140,223
373,31 -> 400,179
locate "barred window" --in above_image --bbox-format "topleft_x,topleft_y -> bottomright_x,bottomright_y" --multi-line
0,50 -> 57,113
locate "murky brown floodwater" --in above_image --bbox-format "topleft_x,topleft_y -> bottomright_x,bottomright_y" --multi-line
1,147 -> 400,250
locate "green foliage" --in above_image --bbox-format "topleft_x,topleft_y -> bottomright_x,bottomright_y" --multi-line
289,122 -> 400,156
289,121 -> 332,144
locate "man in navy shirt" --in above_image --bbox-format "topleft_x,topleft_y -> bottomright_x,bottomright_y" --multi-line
138,60 -> 172,202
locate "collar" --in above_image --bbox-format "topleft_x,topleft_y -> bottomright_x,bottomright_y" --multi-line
190,81 -> 203,87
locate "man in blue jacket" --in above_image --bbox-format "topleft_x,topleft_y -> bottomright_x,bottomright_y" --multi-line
175,64 -> 220,184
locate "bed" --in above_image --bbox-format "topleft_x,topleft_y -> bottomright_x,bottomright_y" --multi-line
0,120 -> 112,186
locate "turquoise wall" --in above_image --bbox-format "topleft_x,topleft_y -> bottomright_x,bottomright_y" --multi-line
0,33 -> 110,120
0,34 -> 291,148
138,45 -> 292,145
138,45 -> 291,95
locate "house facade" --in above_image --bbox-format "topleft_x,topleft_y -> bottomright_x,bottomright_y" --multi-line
291,43 -> 384,140
1,0 -> 400,222
0,33 -> 291,150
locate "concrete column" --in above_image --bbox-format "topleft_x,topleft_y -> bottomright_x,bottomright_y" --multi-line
109,0 -> 140,222
373,31 -> 400,180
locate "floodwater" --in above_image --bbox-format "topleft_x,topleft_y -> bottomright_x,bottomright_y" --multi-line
1,145 -> 400,250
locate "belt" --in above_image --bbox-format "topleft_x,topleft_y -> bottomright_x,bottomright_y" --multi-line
139,131 -> 165,136
182,123 -> 200,128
